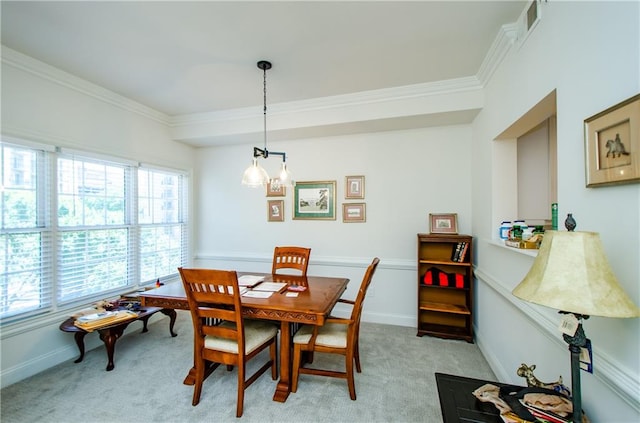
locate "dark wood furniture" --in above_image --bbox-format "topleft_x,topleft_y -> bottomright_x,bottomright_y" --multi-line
435,373 -> 518,423
139,272 -> 349,403
59,306 -> 177,371
291,257 -> 379,400
272,246 -> 311,276
179,268 -> 278,418
417,234 -> 474,342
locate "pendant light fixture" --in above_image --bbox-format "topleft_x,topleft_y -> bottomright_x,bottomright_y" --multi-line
241,60 -> 293,188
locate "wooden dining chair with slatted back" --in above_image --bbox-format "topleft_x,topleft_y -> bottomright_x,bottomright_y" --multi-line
291,257 -> 380,400
178,267 -> 278,418
271,246 -> 311,276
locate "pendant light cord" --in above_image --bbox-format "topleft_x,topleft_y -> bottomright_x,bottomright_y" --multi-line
263,65 -> 268,152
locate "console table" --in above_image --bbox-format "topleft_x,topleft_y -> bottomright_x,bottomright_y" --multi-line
436,372 -> 521,423
60,306 -> 177,371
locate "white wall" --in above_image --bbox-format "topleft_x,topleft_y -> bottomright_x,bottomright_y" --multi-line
472,2 -> 640,422
0,52 -> 196,387
194,125 -> 473,326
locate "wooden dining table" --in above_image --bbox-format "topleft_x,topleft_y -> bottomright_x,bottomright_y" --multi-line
139,272 -> 349,402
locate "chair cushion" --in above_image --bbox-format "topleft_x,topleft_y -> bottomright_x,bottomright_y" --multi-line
293,323 -> 347,348
204,320 -> 278,354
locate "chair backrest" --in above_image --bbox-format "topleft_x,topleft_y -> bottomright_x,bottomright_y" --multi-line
349,257 -> 380,327
271,246 -> 311,276
178,267 -> 245,354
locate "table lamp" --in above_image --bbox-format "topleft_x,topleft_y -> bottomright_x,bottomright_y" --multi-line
512,224 -> 640,423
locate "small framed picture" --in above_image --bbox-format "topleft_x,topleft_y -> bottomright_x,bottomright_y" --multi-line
345,175 -> 365,199
584,93 -> 640,187
266,181 -> 286,197
429,213 -> 458,234
267,200 -> 284,222
343,203 -> 366,223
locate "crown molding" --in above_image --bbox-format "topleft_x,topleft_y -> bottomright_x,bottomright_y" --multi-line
1,46 -> 170,125
169,76 -> 483,128
476,23 -> 518,86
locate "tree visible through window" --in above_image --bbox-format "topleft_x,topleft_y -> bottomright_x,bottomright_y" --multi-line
0,141 -> 188,322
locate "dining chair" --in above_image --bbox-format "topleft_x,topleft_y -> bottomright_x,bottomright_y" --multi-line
272,246 -> 311,276
178,267 -> 278,418
291,257 -> 380,400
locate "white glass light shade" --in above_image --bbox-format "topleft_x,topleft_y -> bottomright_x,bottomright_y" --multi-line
241,158 -> 269,187
512,231 -> 640,318
277,162 -> 293,187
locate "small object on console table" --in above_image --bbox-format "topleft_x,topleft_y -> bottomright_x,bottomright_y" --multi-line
565,213 -> 576,231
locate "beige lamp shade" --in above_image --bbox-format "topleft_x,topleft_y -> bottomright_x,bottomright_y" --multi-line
512,231 -> 640,318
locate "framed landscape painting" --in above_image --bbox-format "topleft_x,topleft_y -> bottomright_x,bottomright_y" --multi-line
429,213 -> 458,234
343,203 -> 366,223
293,181 -> 336,220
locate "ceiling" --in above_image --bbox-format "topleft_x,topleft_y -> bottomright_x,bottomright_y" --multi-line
1,1 -> 527,119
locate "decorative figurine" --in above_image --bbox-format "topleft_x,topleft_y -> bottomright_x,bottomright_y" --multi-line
516,363 -> 571,396
565,213 -> 576,232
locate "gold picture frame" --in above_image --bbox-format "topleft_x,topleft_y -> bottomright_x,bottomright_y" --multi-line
293,180 -> 336,220
429,213 -> 458,234
266,181 -> 286,197
345,175 -> 365,199
267,200 -> 284,222
343,203 -> 366,223
584,93 -> 640,187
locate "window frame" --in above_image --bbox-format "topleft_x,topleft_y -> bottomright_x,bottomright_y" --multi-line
0,139 -> 189,325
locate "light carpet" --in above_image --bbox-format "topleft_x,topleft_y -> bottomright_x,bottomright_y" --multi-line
1,310 -> 495,422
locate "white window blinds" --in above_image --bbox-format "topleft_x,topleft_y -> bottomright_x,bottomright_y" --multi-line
0,142 -> 53,319
0,139 -> 189,322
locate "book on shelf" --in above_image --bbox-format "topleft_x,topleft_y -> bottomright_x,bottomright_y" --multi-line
451,242 -> 463,261
457,242 -> 469,262
450,242 -> 469,262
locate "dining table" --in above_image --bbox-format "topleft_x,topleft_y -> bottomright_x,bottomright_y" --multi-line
139,272 -> 349,402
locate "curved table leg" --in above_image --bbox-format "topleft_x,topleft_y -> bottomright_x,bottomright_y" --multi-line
98,325 -> 128,371
161,308 -> 178,337
140,315 -> 152,333
73,331 -> 87,363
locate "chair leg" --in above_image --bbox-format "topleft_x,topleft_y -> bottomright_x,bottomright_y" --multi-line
346,351 -> 356,401
237,364 -> 245,418
291,344 -> 302,393
192,357 -> 204,406
354,340 -> 362,373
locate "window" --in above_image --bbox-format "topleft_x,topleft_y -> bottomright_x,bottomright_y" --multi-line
0,140 -> 189,322
1,143 -> 52,319
138,168 -> 188,283
57,154 -> 133,304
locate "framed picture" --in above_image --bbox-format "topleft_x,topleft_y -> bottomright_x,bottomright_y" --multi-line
429,213 -> 458,234
345,175 -> 365,199
584,93 -> 640,187
267,200 -> 284,222
343,203 -> 366,223
266,181 -> 286,197
293,180 -> 336,220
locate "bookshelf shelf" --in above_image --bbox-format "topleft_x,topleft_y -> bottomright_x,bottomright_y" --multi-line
417,233 -> 474,342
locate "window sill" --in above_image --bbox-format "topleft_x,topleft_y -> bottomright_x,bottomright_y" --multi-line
487,238 -> 538,257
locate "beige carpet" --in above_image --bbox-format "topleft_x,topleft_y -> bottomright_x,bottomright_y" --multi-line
1,311 -> 495,422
